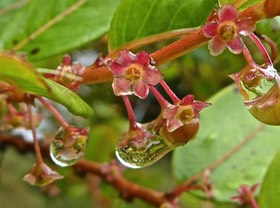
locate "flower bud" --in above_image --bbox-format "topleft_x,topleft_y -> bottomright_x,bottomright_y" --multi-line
23,162 -> 63,186
247,84 -> 280,125
160,118 -> 199,146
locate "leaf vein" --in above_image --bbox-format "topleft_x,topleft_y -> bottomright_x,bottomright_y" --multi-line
134,0 -> 157,39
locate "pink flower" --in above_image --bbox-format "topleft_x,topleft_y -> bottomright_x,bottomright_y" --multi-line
231,184 -> 259,205
23,162 -> 63,186
162,95 -> 210,132
202,4 -> 256,56
108,50 -> 163,99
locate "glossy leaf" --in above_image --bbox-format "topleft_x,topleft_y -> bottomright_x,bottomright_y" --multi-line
256,16 -> 280,51
173,84 -> 280,201
0,52 -> 93,118
109,0 -> 218,50
259,150 -> 280,208
220,0 -> 261,9
0,0 -> 120,60
42,79 -> 94,119
0,52 -> 48,93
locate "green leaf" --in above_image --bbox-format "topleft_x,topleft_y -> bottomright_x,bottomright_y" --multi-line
0,52 -> 93,118
220,0 -> 261,9
42,79 -> 94,119
179,193 -> 235,208
0,0 -> 120,60
0,52 -> 48,93
173,84 -> 280,202
109,0 -> 218,50
0,0 -> 26,50
259,150 -> 280,208
257,16 -> 280,51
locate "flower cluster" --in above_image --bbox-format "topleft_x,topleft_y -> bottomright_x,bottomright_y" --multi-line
108,48 -> 211,168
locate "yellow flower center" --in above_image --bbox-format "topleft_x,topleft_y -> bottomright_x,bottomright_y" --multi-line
176,106 -> 194,124
125,64 -> 142,82
218,22 -> 236,42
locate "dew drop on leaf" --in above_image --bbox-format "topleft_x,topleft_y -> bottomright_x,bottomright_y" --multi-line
50,128 -> 88,167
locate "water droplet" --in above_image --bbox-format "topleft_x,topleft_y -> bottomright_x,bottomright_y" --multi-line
115,114 -> 201,169
233,66 -> 278,103
230,64 -> 280,125
115,121 -> 174,169
50,128 -> 88,167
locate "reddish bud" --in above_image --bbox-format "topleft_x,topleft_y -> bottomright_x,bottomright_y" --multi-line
23,162 -> 63,186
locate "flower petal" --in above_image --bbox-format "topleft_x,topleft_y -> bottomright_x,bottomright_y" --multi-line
218,4 -> 237,21
162,105 -> 178,120
118,50 -> 135,65
181,95 -> 194,105
133,81 -> 149,99
23,162 -> 63,186
112,78 -> 131,96
144,67 -> 163,85
208,36 -> 227,56
202,22 -> 219,38
136,51 -> 150,66
237,19 -> 256,36
109,61 -> 125,75
166,117 -> 183,132
193,101 -> 211,113
228,37 -> 243,54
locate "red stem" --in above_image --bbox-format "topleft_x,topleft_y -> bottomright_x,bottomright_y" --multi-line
122,95 -> 137,130
7,102 -> 18,114
80,66 -> 113,85
0,87 -> 13,94
36,96 -> 69,129
151,29 -> 208,65
26,96 -> 43,164
150,86 -> 170,109
249,33 -> 272,65
258,34 -> 278,63
160,80 -> 180,103
242,44 -> 255,66
248,198 -> 259,208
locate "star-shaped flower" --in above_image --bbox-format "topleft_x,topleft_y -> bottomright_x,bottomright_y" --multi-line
108,50 -> 163,99
202,4 -> 256,56
162,95 -> 210,132
231,184 -> 259,206
23,162 -> 63,186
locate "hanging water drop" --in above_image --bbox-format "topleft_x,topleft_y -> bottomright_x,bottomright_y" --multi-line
115,123 -> 172,169
50,127 -> 88,167
115,117 -> 199,168
230,64 -> 280,125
